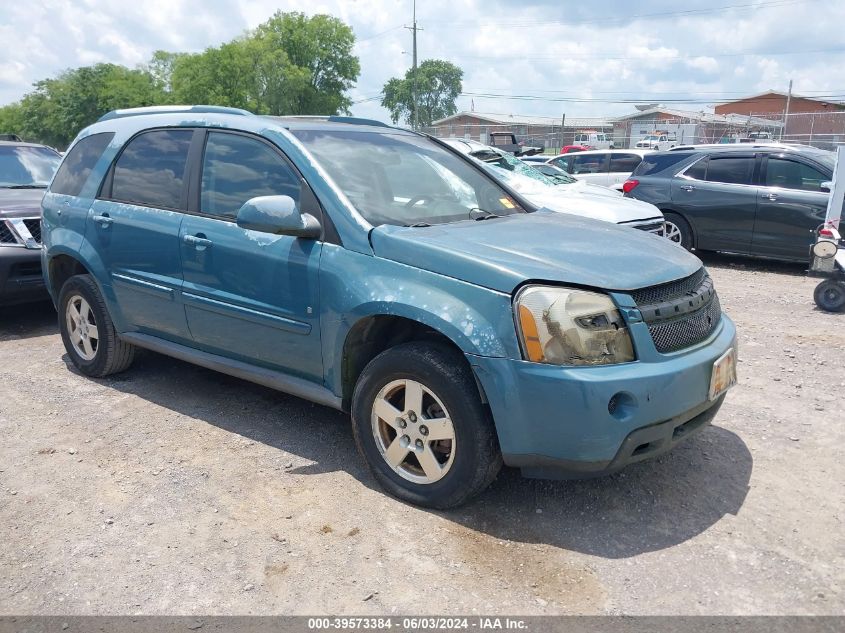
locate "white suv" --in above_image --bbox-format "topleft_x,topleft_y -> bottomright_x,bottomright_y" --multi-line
546,149 -> 653,191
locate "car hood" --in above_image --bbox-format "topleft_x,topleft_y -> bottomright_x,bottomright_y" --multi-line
522,184 -> 662,223
0,188 -> 45,218
370,209 -> 700,294
567,180 -> 622,198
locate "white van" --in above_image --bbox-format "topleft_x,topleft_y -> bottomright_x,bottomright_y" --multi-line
573,131 -> 614,149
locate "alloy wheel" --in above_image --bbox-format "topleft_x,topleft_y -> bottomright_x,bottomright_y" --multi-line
371,379 -> 456,484
65,294 -> 99,361
663,221 -> 683,244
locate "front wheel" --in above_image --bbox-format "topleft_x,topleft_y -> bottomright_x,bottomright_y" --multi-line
814,279 -> 845,312
351,342 -> 501,509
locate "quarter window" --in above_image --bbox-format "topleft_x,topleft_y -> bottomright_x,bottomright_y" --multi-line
111,129 -> 193,209
765,157 -> 828,192
705,156 -> 754,185
200,132 -> 301,219
52,133 -> 114,196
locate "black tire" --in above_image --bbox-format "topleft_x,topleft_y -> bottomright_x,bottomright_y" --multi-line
663,212 -> 694,250
351,342 -> 502,509
814,279 -> 845,312
58,274 -> 135,377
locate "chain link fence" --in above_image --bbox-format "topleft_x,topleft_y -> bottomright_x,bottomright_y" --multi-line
423,111 -> 845,153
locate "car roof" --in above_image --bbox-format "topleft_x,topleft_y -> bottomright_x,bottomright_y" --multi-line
669,143 -> 832,157
85,106 -> 412,138
0,140 -> 56,150
552,148 -> 653,157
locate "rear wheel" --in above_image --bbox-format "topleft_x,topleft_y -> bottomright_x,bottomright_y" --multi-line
663,212 -> 693,250
351,342 -> 501,509
814,279 -> 845,312
58,274 -> 135,377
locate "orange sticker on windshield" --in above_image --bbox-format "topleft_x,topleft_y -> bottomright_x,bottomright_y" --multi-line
499,198 -> 515,208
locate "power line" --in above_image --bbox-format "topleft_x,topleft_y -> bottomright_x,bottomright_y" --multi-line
424,0 -> 810,28
453,47 -> 845,62
460,91 -> 845,105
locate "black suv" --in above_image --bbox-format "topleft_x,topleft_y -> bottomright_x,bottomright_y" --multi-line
0,140 -> 61,305
623,145 -> 834,262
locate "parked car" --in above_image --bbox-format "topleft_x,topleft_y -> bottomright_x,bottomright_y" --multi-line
573,131 -> 614,149
623,145 -> 835,260
546,149 -> 653,191
636,132 -> 677,151
43,107 -> 737,508
443,138 -> 665,232
1,140 -> 61,305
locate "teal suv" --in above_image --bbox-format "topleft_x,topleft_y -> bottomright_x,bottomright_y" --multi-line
42,107 -> 737,508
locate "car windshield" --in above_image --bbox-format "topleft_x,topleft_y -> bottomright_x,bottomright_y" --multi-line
643,135 -> 659,141
528,162 -> 578,185
471,149 -> 559,186
0,145 -> 61,187
291,129 -> 526,226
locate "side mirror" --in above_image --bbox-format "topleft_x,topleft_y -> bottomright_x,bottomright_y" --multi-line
821,181 -> 833,193
235,195 -> 321,239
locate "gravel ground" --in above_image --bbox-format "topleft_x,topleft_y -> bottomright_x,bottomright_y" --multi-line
0,252 -> 842,616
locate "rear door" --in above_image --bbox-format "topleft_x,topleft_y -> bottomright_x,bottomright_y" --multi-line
608,153 -> 644,189
179,130 -> 323,382
90,128 -> 194,341
752,154 -> 831,260
670,152 -> 759,254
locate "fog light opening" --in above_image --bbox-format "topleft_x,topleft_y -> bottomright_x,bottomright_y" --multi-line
608,391 -> 638,421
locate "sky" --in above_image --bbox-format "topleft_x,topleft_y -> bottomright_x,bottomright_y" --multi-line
1,0 -> 844,122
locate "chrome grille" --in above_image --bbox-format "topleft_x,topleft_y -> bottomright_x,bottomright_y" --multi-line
631,268 -> 722,353
630,268 -> 707,306
648,294 -> 721,353
23,219 -> 41,243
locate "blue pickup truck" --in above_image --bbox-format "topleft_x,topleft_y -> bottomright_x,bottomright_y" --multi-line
42,106 -> 737,508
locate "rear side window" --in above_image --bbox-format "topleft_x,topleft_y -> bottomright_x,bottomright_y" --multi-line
705,156 -> 754,185
571,153 -> 608,174
51,133 -> 114,196
110,129 -> 193,209
632,152 -> 694,176
200,132 -> 301,218
684,156 -> 708,180
609,153 -> 643,173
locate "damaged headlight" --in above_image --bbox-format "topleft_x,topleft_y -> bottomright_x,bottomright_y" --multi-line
514,286 -> 635,366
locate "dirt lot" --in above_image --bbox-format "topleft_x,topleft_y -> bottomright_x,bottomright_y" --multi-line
1,253 -> 843,616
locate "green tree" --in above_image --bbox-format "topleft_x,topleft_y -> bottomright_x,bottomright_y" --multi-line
381,60 -> 463,127
4,63 -> 165,148
170,11 -> 360,115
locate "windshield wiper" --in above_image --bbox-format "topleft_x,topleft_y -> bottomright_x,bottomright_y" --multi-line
2,184 -> 47,189
469,208 -> 504,221
405,222 -> 432,227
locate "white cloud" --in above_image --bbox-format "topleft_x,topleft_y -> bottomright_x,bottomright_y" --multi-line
0,0 -> 844,122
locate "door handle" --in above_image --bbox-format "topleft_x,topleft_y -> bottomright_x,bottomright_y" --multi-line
680,184 -> 695,192
94,214 -> 113,228
761,192 -> 778,201
183,234 -> 213,250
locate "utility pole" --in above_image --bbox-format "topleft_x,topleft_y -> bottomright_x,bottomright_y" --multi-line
405,1 -> 421,130
782,79 -> 793,141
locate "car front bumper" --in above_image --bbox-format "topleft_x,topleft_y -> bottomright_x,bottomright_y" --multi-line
468,314 -> 736,478
0,246 -> 47,306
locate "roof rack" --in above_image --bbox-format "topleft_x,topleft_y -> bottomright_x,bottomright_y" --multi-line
98,105 -> 253,122
266,115 -> 393,129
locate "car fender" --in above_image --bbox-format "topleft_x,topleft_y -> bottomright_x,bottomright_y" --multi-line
318,245 -> 520,397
